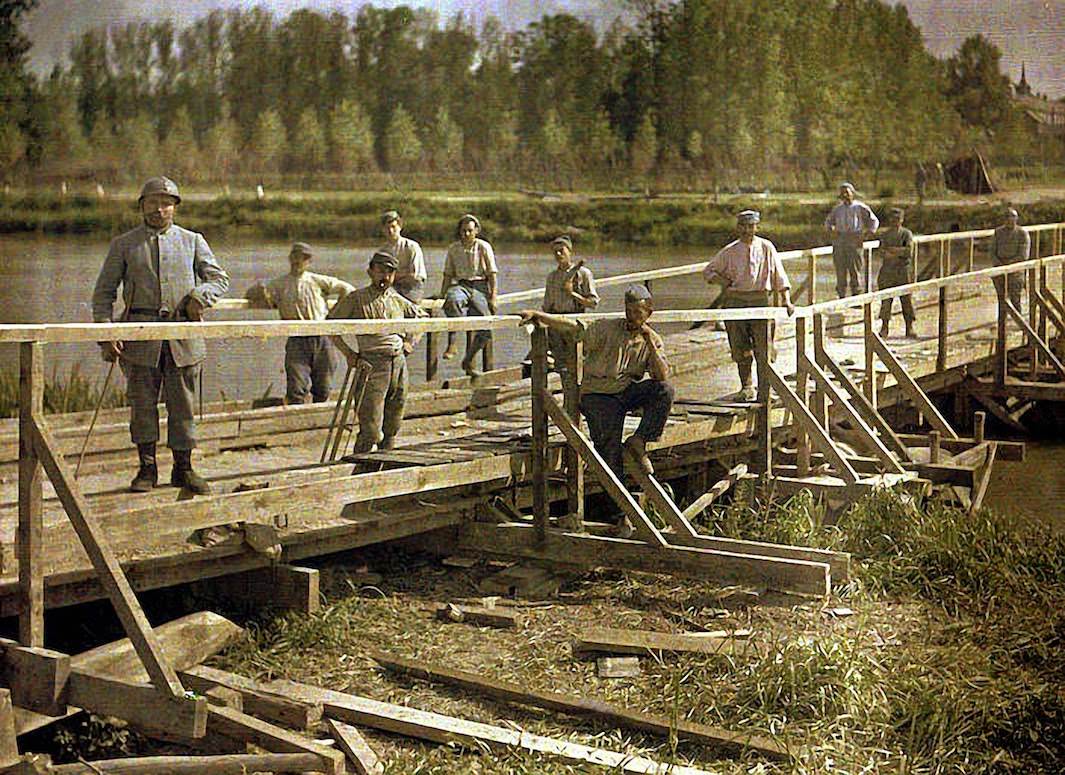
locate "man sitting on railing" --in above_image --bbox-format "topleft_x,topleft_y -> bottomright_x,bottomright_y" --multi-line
92,176 -> 229,495
704,210 -> 794,402
519,284 -> 673,481
378,210 -> 427,303
876,207 -> 917,339
328,251 -> 426,453
825,182 -> 879,297
991,207 -> 1030,311
439,214 -> 498,377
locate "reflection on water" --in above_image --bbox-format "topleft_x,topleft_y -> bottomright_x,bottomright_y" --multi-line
984,441 -> 1065,528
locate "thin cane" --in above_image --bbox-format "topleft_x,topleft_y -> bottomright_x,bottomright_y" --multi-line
339,363 -> 372,458
329,364 -> 363,462
321,361 -> 355,463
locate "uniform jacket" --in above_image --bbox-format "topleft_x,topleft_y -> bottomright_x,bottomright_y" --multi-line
92,223 -> 230,368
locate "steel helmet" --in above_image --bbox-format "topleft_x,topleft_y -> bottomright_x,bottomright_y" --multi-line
138,176 -> 181,204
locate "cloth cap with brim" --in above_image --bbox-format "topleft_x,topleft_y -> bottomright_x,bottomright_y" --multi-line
888,207 -> 905,217
290,242 -> 313,257
381,210 -> 401,224
1006,207 -> 1019,218
459,214 -> 481,230
839,182 -> 856,192
624,284 -> 653,303
369,251 -> 399,270
551,235 -> 573,250
736,210 -> 760,224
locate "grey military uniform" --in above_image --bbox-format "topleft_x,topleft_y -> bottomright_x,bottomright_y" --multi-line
92,223 -> 229,449
877,226 -> 916,324
991,225 -> 1030,310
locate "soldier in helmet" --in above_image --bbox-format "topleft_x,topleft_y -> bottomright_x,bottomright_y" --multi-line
92,176 -> 230,494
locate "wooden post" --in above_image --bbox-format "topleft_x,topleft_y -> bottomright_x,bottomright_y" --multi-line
565,338 -> 584,524
863,303 -> 876,407
936,285 -> 949,372
530,325 -> 548,541
806,251 -> 816,304
812,314 -> 829,428
795,316 -> 810,477
864,245 -> 873,293
968,236 -> 975,272
973,411 -> 986,443
996,276 -> 1008,387
482,336 -> 494,373
425,330 -> 438,382
18,342 -> 44,648
1029,266 -> 1039,379
928,431 -> 941,464
753,323 -> 772,476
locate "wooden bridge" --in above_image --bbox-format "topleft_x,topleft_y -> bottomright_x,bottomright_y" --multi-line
0,221 -> 1062,756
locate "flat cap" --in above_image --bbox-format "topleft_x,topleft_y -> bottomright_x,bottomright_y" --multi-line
736,209 -> 761,224
1005,207 -> 1019,217
290,241 -> 313,256
381,209 -> 401,224
888,207 -> 905,217
624,284 -> 653,302
458,213 -> 481,230
839,181 -> 856,192
369,250 -> 399,270
551,234 -> 573,249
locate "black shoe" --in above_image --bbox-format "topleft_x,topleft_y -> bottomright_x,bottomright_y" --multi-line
171,449 -> 211,495
130,464 -> 157,493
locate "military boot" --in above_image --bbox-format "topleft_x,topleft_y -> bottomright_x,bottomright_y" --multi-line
171,449 -> 211,495
130,443 -> 158,493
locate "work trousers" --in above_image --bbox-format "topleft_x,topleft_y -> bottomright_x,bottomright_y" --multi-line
722,290 -> 773,365
580,379 -> 675,481
547,329 -> 577,394
443,279 -> 492,351
877,258 -> 916,323
122,341 -> 199,450
832,234 -> 866,297
992,259 -> 1025,311
284,335 -> 336,404
355,352 -> 408,452
396,277 -> 426,303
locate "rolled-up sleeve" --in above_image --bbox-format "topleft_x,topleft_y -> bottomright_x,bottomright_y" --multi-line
769,243 -> 792,291
190,233 -> 229,307
580,268 -> 599,307
864,206 -> 880,232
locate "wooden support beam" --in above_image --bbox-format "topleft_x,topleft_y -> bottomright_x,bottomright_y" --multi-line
967,391 -> 1029,434
682,463 -> 748,519
50,753 -> 326,775
540,391 -> 667,547
530,325 -> 549,540
457,522 -> 830,596
1004,299 -> 1065,378
964,377 -> 1065,403
205,706 -> 344,775
969,443 -> 998,514
367,650 -> 789,761
66,670 -> 207,739
763,364 -> 860,484
573,627 -> 748,658
753,328 -> 772,474
870,331 -> 958,438
266,678 -> 719,775
565,338 -> 585,523
863,304 -> 877,404
0,639 -> 70,715
623,457 -> 699,538
0,690 -> 19,769
179,666 -> 322,731
18,342 -> 44,648
30,420 -> 184,699
324,719 -> 384,775
896,431 -> 1023,461
203,564 -> 320,615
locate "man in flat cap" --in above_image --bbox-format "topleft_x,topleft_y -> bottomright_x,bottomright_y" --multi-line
520,284 -> 673,484
704,210 -> 794,401
541,234 -> 599,389
440,213 -> 499,376
261,242 -> 354,404
825,182 -> 879,298
990,207 -> 1030,311
329,250 -> 427,453
93,176 -> 229,494
378,210 -> 427,302
876,208 -> 917,338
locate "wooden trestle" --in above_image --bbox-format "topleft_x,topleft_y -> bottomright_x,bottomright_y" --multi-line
2,223 -> 1064,752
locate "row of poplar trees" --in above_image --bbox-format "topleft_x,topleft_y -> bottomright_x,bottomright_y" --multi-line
2,0 -> 1044,188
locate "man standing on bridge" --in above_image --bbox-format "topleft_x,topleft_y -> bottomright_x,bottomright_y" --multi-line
261,242 -> 354,405
704,210 -> 794,402
329,251 -> 426,453
825,182 -> 879,297
876,208 -> 917,339
541,234 -> 599,389
991,207 -> 1030,311
92,176 -> 230,494
520,284 -> 674,482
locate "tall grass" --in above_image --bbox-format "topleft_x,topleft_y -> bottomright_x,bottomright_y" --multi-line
0,362 -> 126,418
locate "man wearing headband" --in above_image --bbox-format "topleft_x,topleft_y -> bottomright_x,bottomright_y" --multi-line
990,207 -> 1029,310
378,210 -> 427,302
261,242 -> 355,404
328,250 -> 426,452
541,234 -> 599,389
824,182 -> 879,297
876,208 -> 917,338
440,214 -> 498,376
520,283 -> 674,488
704,210 -> 793,401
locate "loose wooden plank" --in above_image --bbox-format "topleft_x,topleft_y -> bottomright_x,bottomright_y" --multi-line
0,640 -> 70,715
180,666 -> 322,731
30,421 -> 184,698
597,657 -> 641,678
50,753 -> 325,774
205,705 -> 344,775
681,463 -> 748,519
573,627 -> 749,658
66,670 -> 207,739
0,690 -> 18,768
265,678 -> 719,775
324,718 -> 384,775
434,603 -> 519,629
368,650 -> 788,760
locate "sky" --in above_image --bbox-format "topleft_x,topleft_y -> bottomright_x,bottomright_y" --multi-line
22,0 -> 1065,98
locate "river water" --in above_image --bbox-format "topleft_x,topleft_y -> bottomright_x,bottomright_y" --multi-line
0,233 -> 1054,522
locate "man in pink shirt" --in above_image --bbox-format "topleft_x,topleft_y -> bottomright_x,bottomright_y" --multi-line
704,210 -> 794,401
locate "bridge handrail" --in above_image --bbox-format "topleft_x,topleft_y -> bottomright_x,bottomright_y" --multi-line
2,251 -> 1062,343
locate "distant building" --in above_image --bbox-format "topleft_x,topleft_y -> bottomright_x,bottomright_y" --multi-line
1013,63 -> 1065,138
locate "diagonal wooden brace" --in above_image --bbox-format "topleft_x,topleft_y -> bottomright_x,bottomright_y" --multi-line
871,331 -> 958,438
1004,299 -> 1065,378
540,390 -> 668,547
622,453 -> 700,538
30,419 -> 185,698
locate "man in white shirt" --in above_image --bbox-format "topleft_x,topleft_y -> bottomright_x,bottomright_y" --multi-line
824,182 -> 879,298
378,210 -> 427,302
704,210 -> 794,401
